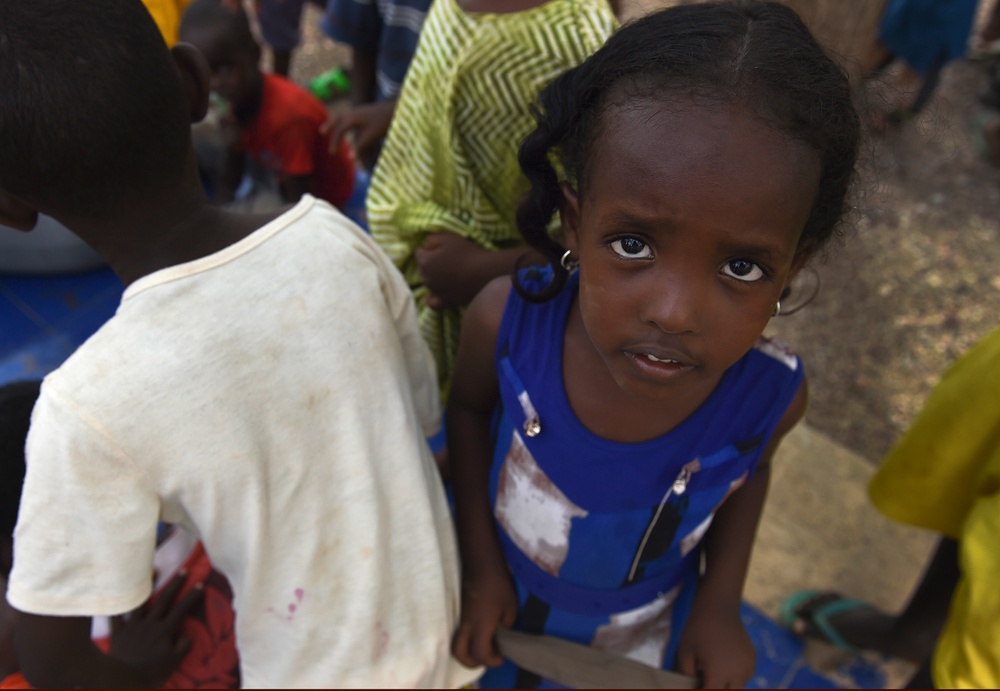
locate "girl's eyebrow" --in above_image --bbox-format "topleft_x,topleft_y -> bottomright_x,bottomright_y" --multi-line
602,211 -> 670,233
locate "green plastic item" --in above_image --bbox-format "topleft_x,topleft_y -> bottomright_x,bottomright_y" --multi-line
309,67 -> 351,101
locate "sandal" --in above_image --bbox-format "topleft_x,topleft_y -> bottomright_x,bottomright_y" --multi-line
780,589 -> 875,654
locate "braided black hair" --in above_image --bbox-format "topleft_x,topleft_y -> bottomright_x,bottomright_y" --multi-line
515,0 -> 860,301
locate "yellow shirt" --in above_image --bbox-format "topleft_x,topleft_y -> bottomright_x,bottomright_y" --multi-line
869,325 -> 1000,688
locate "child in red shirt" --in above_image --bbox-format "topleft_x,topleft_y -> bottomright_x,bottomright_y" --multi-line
181,0 -> 354,208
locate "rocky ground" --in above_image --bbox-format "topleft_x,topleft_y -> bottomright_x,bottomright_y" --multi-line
281,1 -> 1000,464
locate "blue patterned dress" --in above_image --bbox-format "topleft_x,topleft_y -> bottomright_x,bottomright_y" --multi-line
480,269 -> 803,688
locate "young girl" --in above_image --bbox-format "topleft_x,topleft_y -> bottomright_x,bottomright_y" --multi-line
447,2 -> 861,688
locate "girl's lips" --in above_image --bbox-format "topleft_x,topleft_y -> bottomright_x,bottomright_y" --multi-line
625,350 -> 694,380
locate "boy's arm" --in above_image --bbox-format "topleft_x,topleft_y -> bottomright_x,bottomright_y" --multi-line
448,277 -> 518,669
322,100 -> 395,170
675,379 -> 808,689
269,121 -> 323,203
16,614 -> 141,688
15,573 -> 201,688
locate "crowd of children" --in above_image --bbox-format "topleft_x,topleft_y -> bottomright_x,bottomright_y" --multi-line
1,0 -> 997,688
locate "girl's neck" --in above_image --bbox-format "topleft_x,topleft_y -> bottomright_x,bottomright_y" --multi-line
457,0 -> 551,15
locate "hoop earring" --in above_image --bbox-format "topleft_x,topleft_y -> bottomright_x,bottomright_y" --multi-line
772,300 -> 781,317
560,249 -> 579,272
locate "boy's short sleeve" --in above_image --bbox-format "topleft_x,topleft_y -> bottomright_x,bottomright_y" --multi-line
6,387 -> 159,617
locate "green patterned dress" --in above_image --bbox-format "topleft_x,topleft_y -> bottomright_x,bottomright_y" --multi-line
367,0 -> 616,394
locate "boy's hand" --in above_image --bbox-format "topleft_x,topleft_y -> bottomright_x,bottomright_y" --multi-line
108,572 -> 204,686
675,599 -> 754,689
451,571 -> 518,669
321,101 -> 394,167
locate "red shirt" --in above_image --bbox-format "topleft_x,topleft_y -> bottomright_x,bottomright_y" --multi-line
242,73 -> 355,208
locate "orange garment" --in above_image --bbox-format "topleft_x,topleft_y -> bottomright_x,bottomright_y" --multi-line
142,0 -> 193,46
242,73 -> 355,208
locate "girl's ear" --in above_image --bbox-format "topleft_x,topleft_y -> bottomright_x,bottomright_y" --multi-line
788,241 -> 817,283
171,42 -> 211,124
559,181 -> 581,254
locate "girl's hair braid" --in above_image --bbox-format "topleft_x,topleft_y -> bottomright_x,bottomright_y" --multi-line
515,64 -> 601,300
514,0 -> 861,302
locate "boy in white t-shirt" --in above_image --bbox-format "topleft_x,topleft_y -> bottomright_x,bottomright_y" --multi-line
0,1 -> 479,687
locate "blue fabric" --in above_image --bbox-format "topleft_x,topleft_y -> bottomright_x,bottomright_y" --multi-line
479,268 -> 803,688
878,0 -> 977,75
320,0 -> 431,101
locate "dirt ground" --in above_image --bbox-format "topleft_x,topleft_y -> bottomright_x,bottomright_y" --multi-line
766,57 -> 1000,463
282,1 -> 1000,464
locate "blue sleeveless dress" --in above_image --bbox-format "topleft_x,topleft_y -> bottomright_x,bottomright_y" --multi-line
480,269 -> 803,688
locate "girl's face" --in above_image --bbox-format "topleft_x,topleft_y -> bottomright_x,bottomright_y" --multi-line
562,101 -> 819,405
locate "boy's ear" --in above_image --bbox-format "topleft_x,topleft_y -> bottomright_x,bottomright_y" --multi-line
0,189 -> 39,232
171,42 -> 211,123
559,181 -> 581,254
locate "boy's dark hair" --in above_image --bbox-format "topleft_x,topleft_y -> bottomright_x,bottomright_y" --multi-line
0,0 -> 191,219
515,0 -> 861,301
0,381 -> 41,539
180,0 -> 260,56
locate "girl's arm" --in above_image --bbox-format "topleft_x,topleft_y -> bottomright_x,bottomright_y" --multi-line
676,379 -> 808,689
448,276 -> 519,669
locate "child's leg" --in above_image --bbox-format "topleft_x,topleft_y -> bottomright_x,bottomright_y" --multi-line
257,0 -> 309,76
786,537 -> 959,664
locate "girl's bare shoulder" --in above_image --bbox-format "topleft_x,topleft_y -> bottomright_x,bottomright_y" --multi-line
466,274 -> 513,337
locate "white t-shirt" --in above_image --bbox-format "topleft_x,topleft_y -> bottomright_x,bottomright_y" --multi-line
8,197 -> 481,688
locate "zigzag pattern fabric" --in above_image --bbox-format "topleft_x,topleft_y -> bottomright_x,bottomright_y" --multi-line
368,0 -> 616,393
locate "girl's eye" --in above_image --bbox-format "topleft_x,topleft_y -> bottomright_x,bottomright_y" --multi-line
609,237 -> 652,259
722,260 -> 764,282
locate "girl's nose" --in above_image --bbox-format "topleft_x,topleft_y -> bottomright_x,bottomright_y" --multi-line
640,272 -> 701,334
